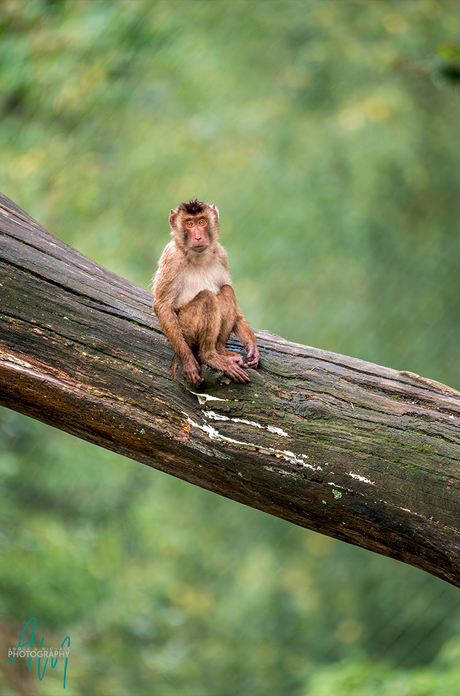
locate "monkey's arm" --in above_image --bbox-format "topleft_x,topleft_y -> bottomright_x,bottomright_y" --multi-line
152,244 -> 204,385
214,246 -> 258,368
233,310 -> 259,369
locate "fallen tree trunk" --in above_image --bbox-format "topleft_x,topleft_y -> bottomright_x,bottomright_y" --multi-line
1,192 -> 460,587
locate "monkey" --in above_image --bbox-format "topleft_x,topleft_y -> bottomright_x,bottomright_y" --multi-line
152,199 -> 259,386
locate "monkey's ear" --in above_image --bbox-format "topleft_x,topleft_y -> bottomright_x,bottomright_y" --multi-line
209,204 -> 219,220
169,209 -> 177,228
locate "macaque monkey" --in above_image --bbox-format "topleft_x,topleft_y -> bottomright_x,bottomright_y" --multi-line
152,199 -> 259,386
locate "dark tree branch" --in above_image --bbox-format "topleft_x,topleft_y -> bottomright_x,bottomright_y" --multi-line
1,191 -> 460,585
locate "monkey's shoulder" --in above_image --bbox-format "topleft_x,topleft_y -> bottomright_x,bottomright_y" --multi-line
212,242 -> 229,264
159,240 -> 184,266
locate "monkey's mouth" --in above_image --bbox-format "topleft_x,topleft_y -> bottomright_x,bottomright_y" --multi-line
191,244 -> 207,252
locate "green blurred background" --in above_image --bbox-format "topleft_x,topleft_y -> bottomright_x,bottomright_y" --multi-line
2,0 -> 460,693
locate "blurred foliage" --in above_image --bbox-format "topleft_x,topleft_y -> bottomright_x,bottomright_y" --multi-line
1,0 -> 460,694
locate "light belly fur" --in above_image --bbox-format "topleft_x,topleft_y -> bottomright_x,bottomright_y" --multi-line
174,264 -> 230,308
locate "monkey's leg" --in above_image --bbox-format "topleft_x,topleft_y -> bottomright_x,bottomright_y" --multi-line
214,285 -> 245,365
179,290 -> 250,383
173,291 -> 219,385
177,289 -> 220,349
216,285 -> 259,370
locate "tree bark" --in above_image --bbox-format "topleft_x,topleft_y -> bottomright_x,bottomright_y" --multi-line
1,192 -> 460,586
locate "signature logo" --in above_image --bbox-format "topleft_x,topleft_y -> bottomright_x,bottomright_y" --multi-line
8,617 -> 70,689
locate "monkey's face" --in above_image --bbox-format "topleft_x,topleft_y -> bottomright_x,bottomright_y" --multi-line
170,201 -> 219,254
183,215 -> 210,253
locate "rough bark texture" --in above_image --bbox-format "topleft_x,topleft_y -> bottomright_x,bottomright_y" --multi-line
1,191 -> 460,586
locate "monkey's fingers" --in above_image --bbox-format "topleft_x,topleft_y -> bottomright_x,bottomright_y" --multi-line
183,358 -> 204,385
244,359 -> 259,369
244,350 -> 259,369
187,373 -> 204,385
244,343 -> 259,369
224,363 -> 251,383
186,368 -> 204,385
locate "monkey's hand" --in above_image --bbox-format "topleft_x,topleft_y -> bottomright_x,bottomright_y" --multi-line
183,355 -> 204,385
244,341 -> 259,369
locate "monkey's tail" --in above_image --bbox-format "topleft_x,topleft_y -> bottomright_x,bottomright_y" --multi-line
171,355 -> 180,383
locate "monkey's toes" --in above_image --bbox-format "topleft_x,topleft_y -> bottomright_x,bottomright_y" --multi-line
229,354 -> 244,366
227,366 -> 250,383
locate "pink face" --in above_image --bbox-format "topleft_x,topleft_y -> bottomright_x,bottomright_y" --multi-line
184,215 -> 209,252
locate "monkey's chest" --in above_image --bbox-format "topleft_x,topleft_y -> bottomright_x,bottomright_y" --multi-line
174,265 -> 229,308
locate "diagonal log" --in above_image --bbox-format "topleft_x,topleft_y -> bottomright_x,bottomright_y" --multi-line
1,191 -> 460,586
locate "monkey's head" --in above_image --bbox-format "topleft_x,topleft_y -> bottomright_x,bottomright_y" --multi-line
170,199 -> 219,254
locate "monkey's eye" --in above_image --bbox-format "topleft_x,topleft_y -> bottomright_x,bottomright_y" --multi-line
198,219 -> 206,226
185,220 -> 194,228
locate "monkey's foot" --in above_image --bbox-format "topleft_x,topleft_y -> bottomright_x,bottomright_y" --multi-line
200,352 -> 250,383
223,351 -> 245,367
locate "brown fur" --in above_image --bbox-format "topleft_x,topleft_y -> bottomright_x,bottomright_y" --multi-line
177,199 -> 206,216
152,200 -> 259,385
